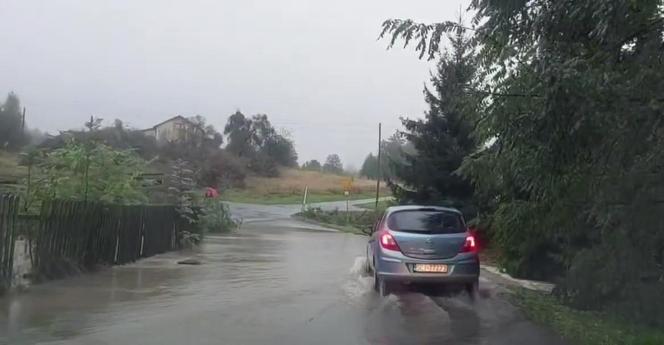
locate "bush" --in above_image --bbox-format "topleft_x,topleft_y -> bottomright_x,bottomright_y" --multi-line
249,153 -> 279,177
32,139 -> 148,205
198,150 -> 248,189
199,199 -> 236,233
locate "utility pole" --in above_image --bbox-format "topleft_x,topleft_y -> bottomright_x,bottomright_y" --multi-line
375,123 -> 382,209
21,107 -> 26,130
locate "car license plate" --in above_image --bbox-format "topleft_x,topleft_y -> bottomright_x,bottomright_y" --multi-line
414,264 -> 448,273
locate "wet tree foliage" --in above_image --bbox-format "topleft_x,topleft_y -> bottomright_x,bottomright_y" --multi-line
381,0 -> 664,323
224,111 -> 298,176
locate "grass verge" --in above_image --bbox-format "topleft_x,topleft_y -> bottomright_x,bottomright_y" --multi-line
512,289 -> 664,345
0,151 -> 24,178
0,151 -> 25,194
354,199 -> 394,211
223,190 -> 379,205
294,208 -> 379,235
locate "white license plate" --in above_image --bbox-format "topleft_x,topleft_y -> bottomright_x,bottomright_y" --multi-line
414,264 -> 448,273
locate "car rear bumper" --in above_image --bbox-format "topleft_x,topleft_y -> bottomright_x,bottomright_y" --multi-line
376,253 -> 479,284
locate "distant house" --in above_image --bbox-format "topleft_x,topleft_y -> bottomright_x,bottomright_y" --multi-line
141,115 -> 204,144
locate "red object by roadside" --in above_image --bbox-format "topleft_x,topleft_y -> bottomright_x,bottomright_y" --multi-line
205,187 -> 219,198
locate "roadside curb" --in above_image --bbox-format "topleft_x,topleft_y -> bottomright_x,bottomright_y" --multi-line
481,265 -> 554,293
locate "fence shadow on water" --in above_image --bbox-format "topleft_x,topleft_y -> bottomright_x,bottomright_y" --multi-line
31,200 -> 181,281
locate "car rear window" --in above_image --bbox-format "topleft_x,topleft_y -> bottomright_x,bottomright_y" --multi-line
387,210 -> 464,234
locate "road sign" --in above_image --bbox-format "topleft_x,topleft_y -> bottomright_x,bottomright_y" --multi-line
341,177 -> 354,193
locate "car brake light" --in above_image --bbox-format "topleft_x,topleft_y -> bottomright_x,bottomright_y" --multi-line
379,231 -> 401,252
461,235 -> 477,253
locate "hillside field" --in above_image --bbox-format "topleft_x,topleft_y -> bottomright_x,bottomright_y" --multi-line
222,168 -> 390,204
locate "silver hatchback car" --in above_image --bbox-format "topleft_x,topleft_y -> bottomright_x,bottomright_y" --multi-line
366,205 -> 480,296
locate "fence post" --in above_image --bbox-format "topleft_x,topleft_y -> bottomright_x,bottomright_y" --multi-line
0,195 -> 19,292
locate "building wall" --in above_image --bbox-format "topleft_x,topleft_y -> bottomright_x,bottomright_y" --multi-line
144,117 -> 201,144
154,118 -> 187,143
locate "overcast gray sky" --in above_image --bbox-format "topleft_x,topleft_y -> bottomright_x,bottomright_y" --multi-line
0,0 -> 468,167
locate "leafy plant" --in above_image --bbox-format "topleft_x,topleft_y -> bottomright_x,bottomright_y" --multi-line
199,198 -> 236,233
32,139 -> 148,205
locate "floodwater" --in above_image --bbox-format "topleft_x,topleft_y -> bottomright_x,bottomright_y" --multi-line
0,202 -> 566,345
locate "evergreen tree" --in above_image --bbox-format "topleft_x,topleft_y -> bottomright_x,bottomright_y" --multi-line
0,92 -> 28,150
390,31 -> 478,207
359,153 -> 379,179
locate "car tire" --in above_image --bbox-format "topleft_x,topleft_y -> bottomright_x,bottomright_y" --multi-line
378,279 -> 391,297
374,267 -> 391,296
465,279 -> 479,300
373,264 -> 380,292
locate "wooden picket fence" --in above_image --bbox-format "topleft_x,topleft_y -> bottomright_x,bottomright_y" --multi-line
0,194 -> 19,291
32,200 -> 181,280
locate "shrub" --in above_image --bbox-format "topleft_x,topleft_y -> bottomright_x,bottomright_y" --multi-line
198,150 -> 248,189
199,199 -> 236,233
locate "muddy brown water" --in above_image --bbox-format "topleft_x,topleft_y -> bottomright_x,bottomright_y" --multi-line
0,202 -> 566,345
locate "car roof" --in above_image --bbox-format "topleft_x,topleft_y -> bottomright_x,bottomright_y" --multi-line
384,205 -> 462,215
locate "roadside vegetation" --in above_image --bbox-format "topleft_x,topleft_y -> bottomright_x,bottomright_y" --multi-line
365,0 -> 664,342
355,199 -> 394,211
296,199 -> 394,235
295,207 -> 375,235
513,289 -> 664,345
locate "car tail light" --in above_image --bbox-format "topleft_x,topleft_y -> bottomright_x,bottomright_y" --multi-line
379,231 -> 401,252
461,235 -> 477,253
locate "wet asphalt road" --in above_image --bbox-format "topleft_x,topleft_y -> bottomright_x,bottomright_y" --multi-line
0,201 -> 566,345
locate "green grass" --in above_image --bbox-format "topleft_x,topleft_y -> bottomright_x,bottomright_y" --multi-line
512,289 -> 664,345
295,208 -> 379,235
355,199 -> 394,211
222,189 -> 379,205
0,151 -> 25,179
0,151 -> 25,194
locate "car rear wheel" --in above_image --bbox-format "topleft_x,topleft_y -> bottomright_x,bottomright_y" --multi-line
373,265 -> 390,296
465,279 -> 479,300
378,279 -> 391,296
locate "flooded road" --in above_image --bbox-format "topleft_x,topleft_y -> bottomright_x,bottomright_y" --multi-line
0,202 -> 566,345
